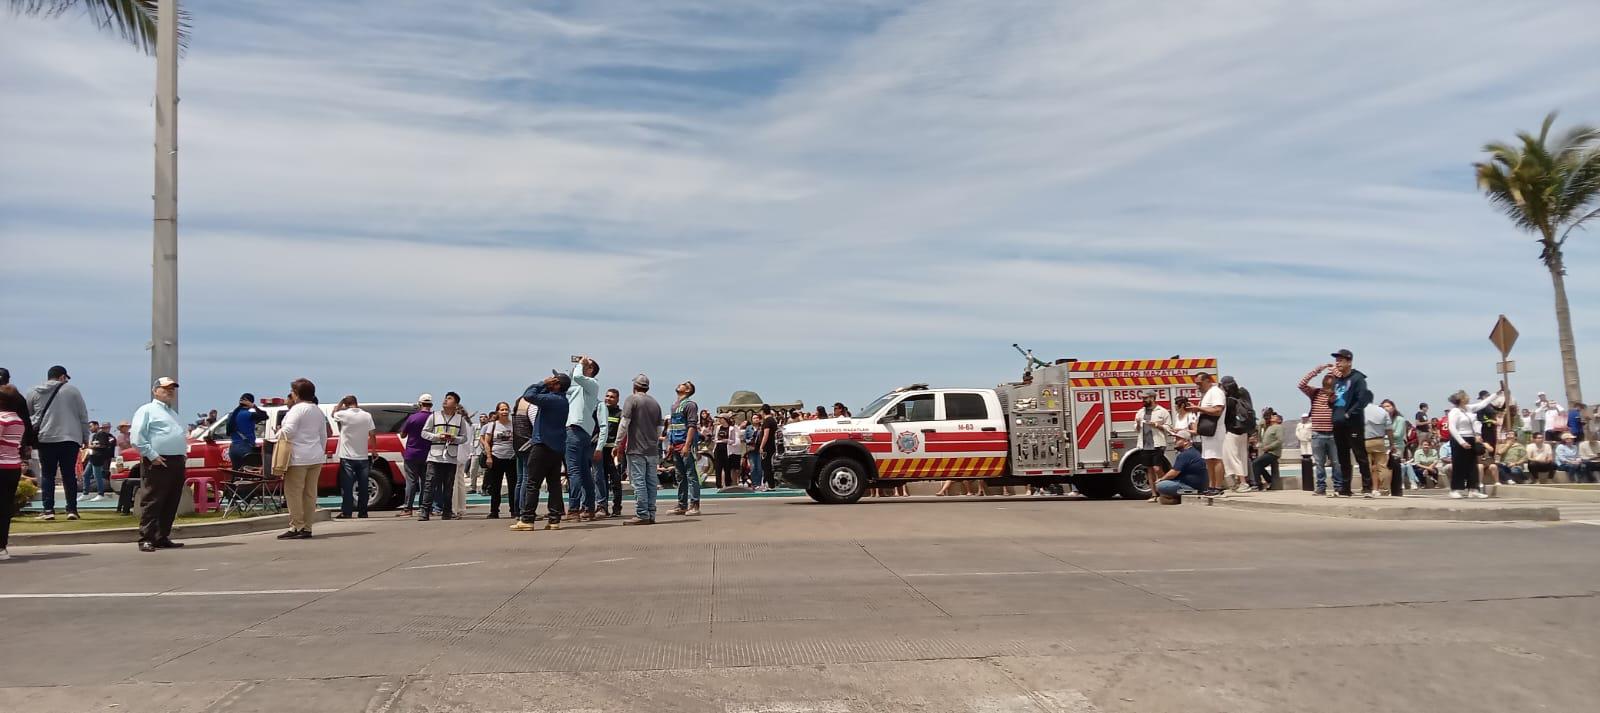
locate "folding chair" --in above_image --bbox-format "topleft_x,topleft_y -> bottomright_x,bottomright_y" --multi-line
220,467 -> 287,517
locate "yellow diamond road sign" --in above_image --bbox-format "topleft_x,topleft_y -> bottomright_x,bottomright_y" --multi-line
1489,315 -> 1519,357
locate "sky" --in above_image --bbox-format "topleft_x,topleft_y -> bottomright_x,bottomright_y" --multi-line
3,0 -> 1600,425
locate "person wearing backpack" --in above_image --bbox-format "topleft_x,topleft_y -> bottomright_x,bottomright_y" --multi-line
26,365 -> 90,521
1221,376 -> 1255,492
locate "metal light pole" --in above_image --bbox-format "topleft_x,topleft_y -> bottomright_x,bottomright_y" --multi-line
151,0 -> 179,387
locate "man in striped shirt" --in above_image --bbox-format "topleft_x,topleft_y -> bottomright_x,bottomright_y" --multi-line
1299,364 -> 1347,496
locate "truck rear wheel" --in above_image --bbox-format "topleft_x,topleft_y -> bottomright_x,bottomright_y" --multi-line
815,457 -> 867,504
1118,456 -> 1165,500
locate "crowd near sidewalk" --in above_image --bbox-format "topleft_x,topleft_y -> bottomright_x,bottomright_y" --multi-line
2,350 -> 1598,559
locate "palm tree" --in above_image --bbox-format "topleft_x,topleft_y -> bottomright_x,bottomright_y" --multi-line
1476,112 -> 1600,407
7,1 -> 187,53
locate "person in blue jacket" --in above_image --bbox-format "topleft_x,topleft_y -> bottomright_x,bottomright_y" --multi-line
512,372 -> 570,530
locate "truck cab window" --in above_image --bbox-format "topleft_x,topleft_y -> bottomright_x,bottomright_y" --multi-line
885,394 -> 936,422
943,393 -> 989,420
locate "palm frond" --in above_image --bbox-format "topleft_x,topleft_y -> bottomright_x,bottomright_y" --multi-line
7,0 -> 189,55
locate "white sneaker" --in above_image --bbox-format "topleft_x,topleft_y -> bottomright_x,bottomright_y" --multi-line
1362,491 -> 1374,499
0,549 -> 10,561
66,512 -> 80,521
1470,489 -> 1490,499
1373,491 -> 1389,498
89,494 -> 105,502
35,512 -> 55,521
77,493 -> 91,501
1447,490 -> 1464,499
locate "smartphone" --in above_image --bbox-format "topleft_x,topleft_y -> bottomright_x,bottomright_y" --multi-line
570,355 -> 582,363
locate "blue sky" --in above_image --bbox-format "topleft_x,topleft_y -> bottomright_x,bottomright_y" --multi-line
3,0 -> 1600,424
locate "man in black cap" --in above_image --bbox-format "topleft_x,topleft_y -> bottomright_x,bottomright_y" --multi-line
1329,349 -> 1374,495
225,393 -> 268,468
27,365 -> 90,521
512,371 -> 571,530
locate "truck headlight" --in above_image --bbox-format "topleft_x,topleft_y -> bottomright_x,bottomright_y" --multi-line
784,433 -> 811,452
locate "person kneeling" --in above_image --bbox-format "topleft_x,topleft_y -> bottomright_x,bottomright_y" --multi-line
1155,430 -> 1210,504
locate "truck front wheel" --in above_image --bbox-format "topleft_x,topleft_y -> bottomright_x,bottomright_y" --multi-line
815,457 -> 868,504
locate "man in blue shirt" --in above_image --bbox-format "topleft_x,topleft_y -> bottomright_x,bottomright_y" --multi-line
1155,430 -> 1209,504
130,377 -> 190,552
513,372 -> 571,531
225,393 -> 267,468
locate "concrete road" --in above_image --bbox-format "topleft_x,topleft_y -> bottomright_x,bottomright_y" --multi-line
2,496 -> 1598,712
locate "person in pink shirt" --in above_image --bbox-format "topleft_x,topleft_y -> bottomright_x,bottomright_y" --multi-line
1,384 -> 39,561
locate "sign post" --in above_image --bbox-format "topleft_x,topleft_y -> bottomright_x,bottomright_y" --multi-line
1488,315 -> 1519,453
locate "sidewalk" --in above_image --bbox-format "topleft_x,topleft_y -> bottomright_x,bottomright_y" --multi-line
1201,489 -> 1561,522
27,484 -> 805,512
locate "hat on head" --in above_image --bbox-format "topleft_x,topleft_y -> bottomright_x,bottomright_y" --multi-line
240,392 -> 256,403
1331,348 -> 1354,360
118,421 -> 130,427
48,365 -> 70,379
633,374 -> 651,390
153,376 -> 178,389
1141,390 -> 1157,398
1562,432 -> 1575,441
417,393 -> 433,405
1172,429 -> 1193,441
550,370 -> 573,390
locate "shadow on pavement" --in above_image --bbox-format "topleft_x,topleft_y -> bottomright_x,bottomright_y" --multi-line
8,551 -> 88,561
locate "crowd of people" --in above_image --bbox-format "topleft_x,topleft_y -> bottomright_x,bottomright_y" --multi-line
5,353 -> 1600,558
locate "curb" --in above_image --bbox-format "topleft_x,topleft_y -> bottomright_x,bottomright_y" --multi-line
1496,484 -> 1600,503
9,510 -> 333,546
1207,498 -> 1560,522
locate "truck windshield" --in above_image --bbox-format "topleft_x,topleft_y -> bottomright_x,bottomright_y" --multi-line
857,393 -> 896,420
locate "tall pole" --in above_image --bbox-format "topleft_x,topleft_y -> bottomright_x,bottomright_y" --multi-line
151,0 -> 179,389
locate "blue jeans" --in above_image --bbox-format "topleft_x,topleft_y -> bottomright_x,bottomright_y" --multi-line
627,453 -> 660,520
513,450 -> 529,515
565,426 -> 595,513
402,458 -> 426,510
1310,433 -> 1344,493
339,458 -> 370,516
747,450 -> 764,489
1155,479 -> 1194,497
228,443 -> 255,469
37,441 -> 81,514
81,461 -> 110,495
674,447 -> 699,507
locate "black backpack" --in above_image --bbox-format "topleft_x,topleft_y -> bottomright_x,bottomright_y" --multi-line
1226,390 -> 1256,435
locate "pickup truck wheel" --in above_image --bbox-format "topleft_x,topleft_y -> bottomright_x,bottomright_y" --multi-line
1074,477 -> 1119,500
805,485 -> 825,503
1118,456 -> 1165,500
366,466 -> 394,511
816,458 -> 867,504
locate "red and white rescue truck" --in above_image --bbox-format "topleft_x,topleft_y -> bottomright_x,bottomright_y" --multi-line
774,358 -> 1217,503
111,399 -> 421,511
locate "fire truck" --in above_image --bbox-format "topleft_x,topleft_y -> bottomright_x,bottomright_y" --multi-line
773,358 -> 1216,503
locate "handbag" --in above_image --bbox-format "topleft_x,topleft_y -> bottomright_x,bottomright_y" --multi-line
271,432 -> 292,477
1196,412 -> 1219,438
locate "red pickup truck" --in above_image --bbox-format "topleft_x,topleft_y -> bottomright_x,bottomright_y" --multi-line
112,401 -> 420,511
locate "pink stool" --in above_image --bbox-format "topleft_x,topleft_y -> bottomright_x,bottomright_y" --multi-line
186,476 -> 221,513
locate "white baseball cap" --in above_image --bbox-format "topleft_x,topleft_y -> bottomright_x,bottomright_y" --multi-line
417,393 -> 433,405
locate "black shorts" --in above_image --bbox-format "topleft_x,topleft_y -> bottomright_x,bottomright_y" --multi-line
1481,424 -> 1498,448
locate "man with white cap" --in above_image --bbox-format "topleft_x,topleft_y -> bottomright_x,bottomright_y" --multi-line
1154,430 -> 1209,504
397,394 -> 433,517
130,377 -> 188,552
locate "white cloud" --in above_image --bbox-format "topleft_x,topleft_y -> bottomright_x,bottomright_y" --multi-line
3,0 -> 1599,420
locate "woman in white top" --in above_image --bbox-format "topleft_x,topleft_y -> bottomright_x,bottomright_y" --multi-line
481,402 -> 518,518
277,379 -> 329,539
1446,389 -> 1498,498
723,415 -> 745,489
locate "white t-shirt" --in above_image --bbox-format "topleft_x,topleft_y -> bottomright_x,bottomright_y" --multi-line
1543,407 -> 1565,432
332,408 -> 376,460
483,419 -> 515,459
280,402 -> 329,467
